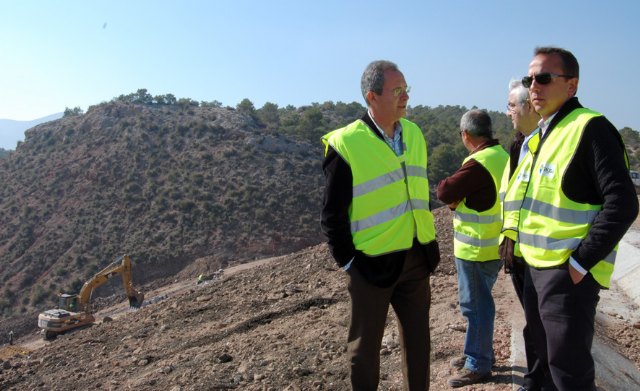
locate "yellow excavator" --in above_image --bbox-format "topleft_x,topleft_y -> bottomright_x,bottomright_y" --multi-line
37,254 -> 144,340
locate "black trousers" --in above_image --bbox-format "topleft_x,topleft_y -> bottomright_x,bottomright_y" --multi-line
523,264 -> 600,391
510,258 -> 544,389
347,242 -> 431,391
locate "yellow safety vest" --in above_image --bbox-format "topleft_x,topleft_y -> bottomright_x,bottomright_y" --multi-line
454,144 -> 508,261
500,135 -> 538,257
322,119 -> 436,256
515,108 -> 620,288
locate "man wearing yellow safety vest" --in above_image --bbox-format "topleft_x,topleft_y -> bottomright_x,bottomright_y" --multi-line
321,60 -> 440,391
500,79 -> 543,391
437,109 -> 509,388
503,47 -> 638,391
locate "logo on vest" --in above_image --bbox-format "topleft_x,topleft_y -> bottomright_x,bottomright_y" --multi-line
537,163 -> 555,178
516,170 -> 530,183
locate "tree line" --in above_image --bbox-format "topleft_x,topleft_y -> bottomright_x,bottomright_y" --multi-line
61,88 -> 640,184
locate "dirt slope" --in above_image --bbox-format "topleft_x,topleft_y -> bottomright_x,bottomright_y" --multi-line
0,207 -> 638,390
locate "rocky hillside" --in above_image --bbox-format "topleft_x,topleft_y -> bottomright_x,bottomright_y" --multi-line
0,101 -> 326,322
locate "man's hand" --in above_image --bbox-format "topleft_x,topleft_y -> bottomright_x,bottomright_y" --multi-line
568,263 -> 585,284
448,200 -> 461,210
499,238 -> 515,272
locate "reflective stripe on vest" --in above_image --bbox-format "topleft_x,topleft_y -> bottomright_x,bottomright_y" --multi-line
516,108 -> 618,288
453,144 -> 509,262
498,156 -> 519,254
322,118 -> 436,256
501,133 -> 540,256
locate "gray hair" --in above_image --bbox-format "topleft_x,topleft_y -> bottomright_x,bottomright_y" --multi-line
508,79 -> 529,105
361,60 -> 399,105
460,109 -> 493,138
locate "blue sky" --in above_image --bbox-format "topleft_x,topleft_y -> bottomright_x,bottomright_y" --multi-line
1,0 -> 639,132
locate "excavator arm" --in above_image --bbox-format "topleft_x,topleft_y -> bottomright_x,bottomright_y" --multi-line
77,254 -> 144,313
38,254 -> 144,340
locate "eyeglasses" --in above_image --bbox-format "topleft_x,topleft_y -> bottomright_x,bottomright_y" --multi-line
391,86 -> 411,97
521,73 -> 574,88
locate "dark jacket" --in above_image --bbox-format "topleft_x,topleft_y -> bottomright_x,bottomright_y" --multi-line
508,131 -> 525,178
321,113 -> 440,287
537,97 -> 638,271
503,131 -> 527,269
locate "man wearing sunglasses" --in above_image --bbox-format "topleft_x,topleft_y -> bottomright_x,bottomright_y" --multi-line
500,79 -> 543,391
321,60 -> 440,391
507,47 -> 638,390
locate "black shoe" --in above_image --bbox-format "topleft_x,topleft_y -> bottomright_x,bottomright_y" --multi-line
447,369 -> 490,388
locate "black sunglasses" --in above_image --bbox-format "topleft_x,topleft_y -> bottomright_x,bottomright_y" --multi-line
522,72 -> 574,88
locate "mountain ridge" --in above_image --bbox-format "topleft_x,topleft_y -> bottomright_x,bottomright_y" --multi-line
0,113 -> 63,150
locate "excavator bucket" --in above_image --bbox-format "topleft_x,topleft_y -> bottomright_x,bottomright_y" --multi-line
128,292 -> 144,308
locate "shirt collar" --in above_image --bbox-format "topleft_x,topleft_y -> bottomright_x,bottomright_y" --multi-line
367,110 -> 402,139
538,112 -> 557,137
523,128 -> 539,144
